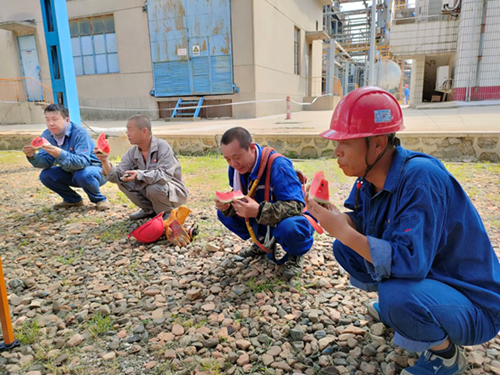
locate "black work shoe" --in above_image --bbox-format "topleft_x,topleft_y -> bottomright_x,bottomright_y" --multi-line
239,244 -> 266,258
129,209 -> 155,220
282,255 -> 304,279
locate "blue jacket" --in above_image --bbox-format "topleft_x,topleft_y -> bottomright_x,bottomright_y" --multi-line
28,122 -> 102,173
227,143 -> 305,206
345,146 -> 500,323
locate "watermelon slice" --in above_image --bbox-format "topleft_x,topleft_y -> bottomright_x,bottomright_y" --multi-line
215,190 -> 245,203
310,171 -> 330,205
31,136 -> 50,149
97,132 -> 110,154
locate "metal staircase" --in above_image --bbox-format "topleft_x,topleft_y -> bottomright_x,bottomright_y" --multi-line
171,97 -> 204,119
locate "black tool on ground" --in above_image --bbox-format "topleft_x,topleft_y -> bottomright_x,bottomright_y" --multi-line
187,224 -> 199,240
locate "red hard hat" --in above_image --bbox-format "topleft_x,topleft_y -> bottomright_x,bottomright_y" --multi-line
129,212 -> 165,243
321,86 -> 404,141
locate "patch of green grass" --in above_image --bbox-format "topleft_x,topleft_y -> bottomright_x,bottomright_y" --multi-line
15,319 -> 40,344
199,358 -> 225,374
56,247 -> 84,265
0,151 -> 27,165
87,313 -> 113,337
491,219 -> 500,229
246,277 -> 283,294
97,221 -> 129,242
291,277 -> 319,294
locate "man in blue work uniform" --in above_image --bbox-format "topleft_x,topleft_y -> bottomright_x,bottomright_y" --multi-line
308,87 -> 500,374
404,84 -> 410,105
216,127 -> 314,279
22,104 -> 110,211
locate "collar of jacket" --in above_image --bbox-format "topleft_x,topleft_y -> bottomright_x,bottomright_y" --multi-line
49,121 -> 74,140
132,135 -> 158,160
248,143 -> 265,181
363,145 -> 407,196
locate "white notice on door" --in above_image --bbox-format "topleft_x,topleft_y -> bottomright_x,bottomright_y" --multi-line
178,48 -> 187,56
192,45 -> 200,56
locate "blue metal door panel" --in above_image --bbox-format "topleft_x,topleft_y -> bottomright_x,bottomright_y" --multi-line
153,61 -> 190,96
148,0 -> 233,97
211,55 -> 232,93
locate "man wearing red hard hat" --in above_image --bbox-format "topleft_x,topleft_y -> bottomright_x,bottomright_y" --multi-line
307,87 -> 500,375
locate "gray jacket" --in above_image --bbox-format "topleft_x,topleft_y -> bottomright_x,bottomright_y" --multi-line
106,136 -> 188,203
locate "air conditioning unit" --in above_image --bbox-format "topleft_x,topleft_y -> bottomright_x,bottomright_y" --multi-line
442,0 -> 457,11
436,65 -> 452,93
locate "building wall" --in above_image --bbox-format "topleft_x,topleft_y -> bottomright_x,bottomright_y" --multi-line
251,0 -> 324,117
66,0 -> 158,119
0,0 -> 52,89
453,0 -> 500,101
0,0 -> 326,122
390,20 -> 459,57
230,0 -> 257,118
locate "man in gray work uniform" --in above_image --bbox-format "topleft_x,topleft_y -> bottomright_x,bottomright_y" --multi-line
95,115 -> 188,220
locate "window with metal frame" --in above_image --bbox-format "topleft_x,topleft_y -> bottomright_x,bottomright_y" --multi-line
70,16 -> 119,76
294,27 -> 300,75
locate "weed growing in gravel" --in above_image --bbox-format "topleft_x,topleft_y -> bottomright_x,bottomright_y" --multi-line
15,319 -> 40,344
200,358 -> 226,374
56,247 -> 84,265
87,313 -> 113,337
246,277 -> 283,293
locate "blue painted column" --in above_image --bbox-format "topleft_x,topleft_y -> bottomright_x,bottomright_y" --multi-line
39,0 -> 81,124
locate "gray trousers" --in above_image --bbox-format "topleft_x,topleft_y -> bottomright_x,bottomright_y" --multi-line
118,181 -> 185,216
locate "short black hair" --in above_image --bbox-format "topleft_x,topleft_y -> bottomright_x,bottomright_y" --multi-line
128,115 -> 152,134
387,132 -> 400,147
220,127 -> 253,150
44,104 -> 69,119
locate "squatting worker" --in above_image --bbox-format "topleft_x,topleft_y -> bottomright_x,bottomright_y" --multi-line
306,86 -> 500,375
22,104 -> 110,211
216,127 -> 315,279
96,115 -> 188,220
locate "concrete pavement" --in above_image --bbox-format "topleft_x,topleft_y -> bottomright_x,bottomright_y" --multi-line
1,104 -> 499,137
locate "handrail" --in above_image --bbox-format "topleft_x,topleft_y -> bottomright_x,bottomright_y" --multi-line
0,77 -> 54,105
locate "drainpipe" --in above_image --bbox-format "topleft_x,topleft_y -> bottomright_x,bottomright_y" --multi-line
368,0 -> 377,85
466,0 -> 478,102
474,0 -> 488,94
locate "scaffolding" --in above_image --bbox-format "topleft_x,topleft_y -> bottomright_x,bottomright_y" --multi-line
323,0 -> 407,96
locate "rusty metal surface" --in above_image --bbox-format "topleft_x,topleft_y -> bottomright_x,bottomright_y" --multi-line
148,0 -> 233,96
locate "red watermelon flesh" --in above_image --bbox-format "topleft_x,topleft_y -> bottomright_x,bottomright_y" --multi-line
310,171 -> 330,205
215,190 -> 244,203
97,132 -> 110,154
31,136 -> 50,149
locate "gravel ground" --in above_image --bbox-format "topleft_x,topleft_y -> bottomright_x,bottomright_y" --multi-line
0,152 -> 499,375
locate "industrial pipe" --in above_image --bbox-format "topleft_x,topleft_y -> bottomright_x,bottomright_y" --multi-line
474,0 -> 488,92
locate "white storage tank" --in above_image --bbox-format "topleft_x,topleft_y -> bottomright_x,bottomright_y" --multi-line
374,60 -> 402,92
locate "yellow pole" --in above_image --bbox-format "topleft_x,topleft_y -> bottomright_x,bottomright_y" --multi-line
0,256 -> 19,349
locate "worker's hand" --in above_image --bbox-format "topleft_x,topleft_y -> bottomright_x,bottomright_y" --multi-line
93,146 -> 109,162
215,199 -> 231,212
306,194 -> 347,237
41,144 -> 62,158
231,196 -> 259,218
22,145 -> 36,158
121,170 -> 138,182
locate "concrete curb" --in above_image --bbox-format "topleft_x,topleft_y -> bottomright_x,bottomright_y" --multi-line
2,132 -> 499,162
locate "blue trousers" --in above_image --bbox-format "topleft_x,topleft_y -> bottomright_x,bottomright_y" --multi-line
40,166 -> 107,204
217,211 -> 314,261
333,240 -> 499,352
